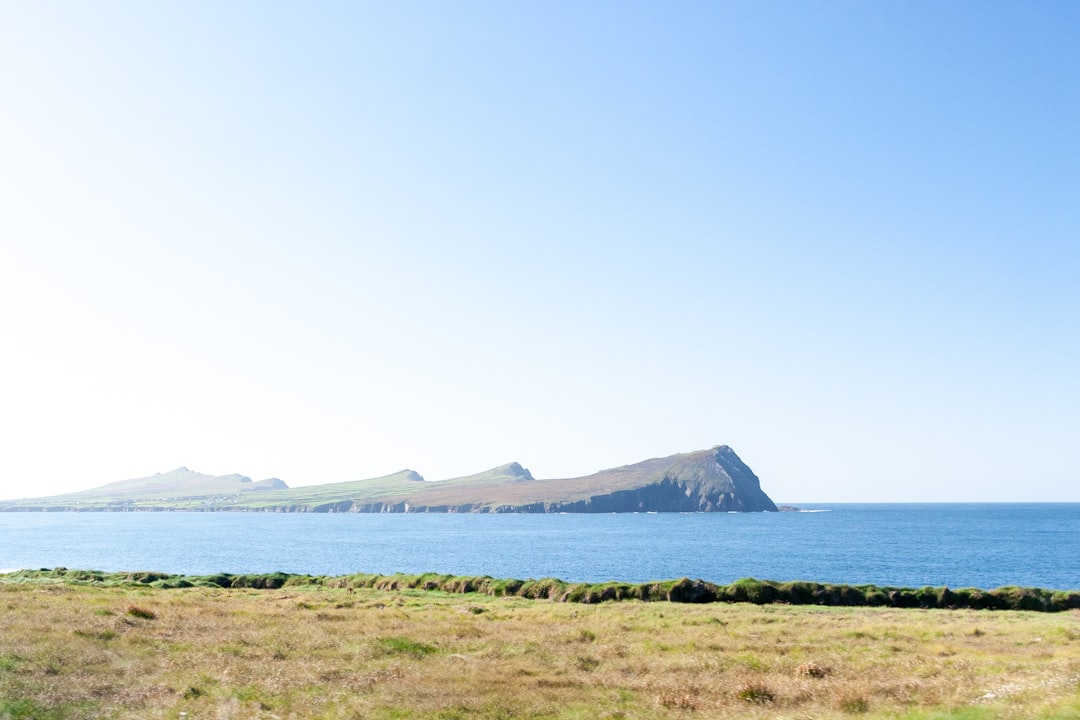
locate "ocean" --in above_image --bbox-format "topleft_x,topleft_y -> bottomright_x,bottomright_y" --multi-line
1,503 -> 1077,590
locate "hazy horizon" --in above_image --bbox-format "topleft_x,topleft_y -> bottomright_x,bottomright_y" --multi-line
1,2 -> 1077,504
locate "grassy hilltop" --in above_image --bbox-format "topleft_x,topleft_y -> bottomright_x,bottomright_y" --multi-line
1,572 -> 1078,719
0,445 -> 778,513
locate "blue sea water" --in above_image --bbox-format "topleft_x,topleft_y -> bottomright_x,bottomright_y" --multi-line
1,504 -> 1077,590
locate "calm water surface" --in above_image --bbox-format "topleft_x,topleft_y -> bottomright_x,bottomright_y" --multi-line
1,504 -> 1077,590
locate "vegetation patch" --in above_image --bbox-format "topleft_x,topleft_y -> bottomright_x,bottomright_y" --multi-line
736,682 -> 776,704
795,661 -> 830,678
73,628 -> 117,641
837,695 -> 870,713
377,636 -> 438,657
125,605 -> 156,620
0,698 -> 65,720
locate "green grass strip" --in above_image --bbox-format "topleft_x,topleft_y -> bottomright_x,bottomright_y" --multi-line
3,568 -> 1078,612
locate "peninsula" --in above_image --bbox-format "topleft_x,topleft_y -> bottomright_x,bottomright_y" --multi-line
0,445 -> 778,513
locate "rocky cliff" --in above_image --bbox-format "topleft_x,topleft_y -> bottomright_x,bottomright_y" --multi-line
248,445 -> 777,513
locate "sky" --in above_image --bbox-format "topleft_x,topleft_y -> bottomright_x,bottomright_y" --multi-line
1,1 -> 1077,503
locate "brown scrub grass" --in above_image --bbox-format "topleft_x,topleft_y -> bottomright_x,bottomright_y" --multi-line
0,581 -> 1078,720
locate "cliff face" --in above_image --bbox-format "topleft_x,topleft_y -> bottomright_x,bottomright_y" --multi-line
495,475 -> 770,513
249,446 -> 778,514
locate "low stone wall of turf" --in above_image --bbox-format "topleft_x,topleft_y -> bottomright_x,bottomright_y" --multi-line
4,568 -> 1079,613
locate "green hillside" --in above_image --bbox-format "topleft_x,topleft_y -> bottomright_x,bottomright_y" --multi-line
4,467 -> 286,509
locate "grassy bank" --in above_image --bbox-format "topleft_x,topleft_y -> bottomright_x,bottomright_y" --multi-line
1,573 -> 1079,719
5,568 -> 1080,612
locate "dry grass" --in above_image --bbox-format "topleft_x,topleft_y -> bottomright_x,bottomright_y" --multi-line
0,581 -> 1078,719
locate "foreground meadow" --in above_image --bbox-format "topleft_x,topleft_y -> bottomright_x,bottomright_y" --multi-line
1,580 -> 1078,719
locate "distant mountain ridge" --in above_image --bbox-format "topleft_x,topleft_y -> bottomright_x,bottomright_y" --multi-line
54,467 -> 289,501
0,446 -> 778,513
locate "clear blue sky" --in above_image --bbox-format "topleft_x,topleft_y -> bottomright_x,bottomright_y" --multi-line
1,2 -> 1077,502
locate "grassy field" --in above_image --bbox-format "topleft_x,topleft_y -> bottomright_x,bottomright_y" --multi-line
1,578 -> 1078,719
